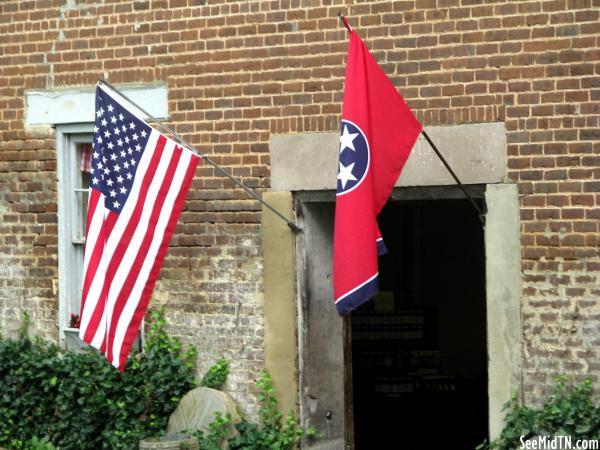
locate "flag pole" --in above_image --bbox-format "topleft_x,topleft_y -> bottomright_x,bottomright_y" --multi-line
336,15 -> 485,226
420,130 -> 486,225
97,78 -> 302,233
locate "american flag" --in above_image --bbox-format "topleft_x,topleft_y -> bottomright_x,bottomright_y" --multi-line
79,84 -> 199,370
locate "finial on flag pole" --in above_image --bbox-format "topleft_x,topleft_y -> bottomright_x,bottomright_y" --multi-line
338,13 -> 352,33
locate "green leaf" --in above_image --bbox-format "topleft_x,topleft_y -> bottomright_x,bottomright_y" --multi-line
0,310 -> 196,449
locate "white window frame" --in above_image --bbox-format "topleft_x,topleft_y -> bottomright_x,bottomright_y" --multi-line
56,123 -> 94,346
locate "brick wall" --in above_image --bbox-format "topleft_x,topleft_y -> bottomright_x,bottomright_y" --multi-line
0,0 -> 598,414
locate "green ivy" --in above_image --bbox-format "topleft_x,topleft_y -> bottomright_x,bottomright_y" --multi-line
24,436 -> 58,450
478,376 -> 600,450
0,309 -> 196,450
197,370 -> 316,450
201,357 -> 229,390
193,412 -> 233,450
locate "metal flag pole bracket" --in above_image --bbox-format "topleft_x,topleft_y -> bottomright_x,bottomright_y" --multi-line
97,78 -> 302,233
338,13 -> 352,33
421,130 -> 486,226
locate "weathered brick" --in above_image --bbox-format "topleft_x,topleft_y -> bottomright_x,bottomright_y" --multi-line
0,0 -> 598,419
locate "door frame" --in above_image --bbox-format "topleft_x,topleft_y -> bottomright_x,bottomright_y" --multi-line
291,183 -> 521,447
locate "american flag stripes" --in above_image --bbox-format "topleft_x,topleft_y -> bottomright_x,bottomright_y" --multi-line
79,85 -> 199,370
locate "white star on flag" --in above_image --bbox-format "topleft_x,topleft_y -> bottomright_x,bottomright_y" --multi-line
338,161 -> 357,189
339,125 -> 359,153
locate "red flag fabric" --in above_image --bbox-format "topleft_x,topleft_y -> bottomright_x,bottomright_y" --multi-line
79,85 -> 199,370
333,30 -> 422,315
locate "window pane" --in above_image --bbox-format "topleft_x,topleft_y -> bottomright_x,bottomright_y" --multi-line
74,144 -> 92,243
79,143 -> 93,175
72,143 -> 91,323
73,189 -> 88,243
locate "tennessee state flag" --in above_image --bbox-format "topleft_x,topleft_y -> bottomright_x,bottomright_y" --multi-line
333,29 -> 422,315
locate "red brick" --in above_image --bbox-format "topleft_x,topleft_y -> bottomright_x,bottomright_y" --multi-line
0,0 -> 598,416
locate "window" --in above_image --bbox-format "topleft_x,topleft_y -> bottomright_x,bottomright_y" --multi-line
56,124 -> 94,345
25,85 -> 169,346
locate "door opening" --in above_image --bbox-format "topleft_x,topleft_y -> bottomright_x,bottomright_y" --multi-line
351,199 -> 488,449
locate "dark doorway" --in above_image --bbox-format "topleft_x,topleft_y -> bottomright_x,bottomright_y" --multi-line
351,199 -> 488,449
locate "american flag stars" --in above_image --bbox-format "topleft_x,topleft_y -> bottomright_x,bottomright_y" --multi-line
91,90 -> 152,214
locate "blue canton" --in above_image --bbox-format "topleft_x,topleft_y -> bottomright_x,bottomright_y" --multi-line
337,119 -> 370,195
91,87 -> 152,214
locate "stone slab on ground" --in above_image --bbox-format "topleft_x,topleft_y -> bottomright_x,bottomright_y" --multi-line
167,387 -> 241,435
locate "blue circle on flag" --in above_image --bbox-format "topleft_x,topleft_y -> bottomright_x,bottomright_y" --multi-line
337,120 -> 370,195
